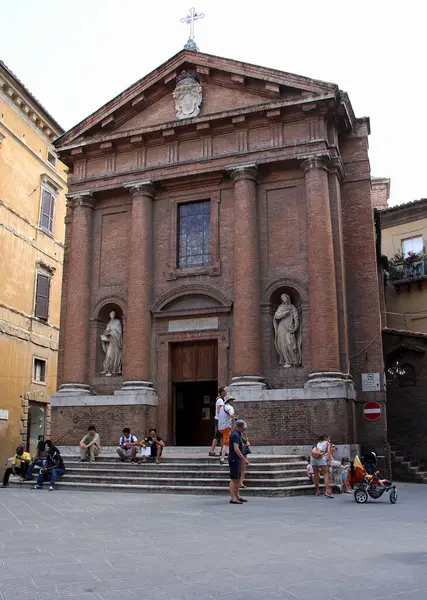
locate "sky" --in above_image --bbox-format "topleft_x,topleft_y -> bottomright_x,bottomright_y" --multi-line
1,0 -> 426,206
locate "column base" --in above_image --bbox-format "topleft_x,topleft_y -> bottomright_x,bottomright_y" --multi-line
228,376 -> 267,392
56,383 -> 93,396
120,380 -> 154,392
305,372 -> 354,389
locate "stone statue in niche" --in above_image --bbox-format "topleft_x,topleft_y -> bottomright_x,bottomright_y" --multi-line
173,71 -> 202,120
273,294 -> 302,367
101,311 -> 123,376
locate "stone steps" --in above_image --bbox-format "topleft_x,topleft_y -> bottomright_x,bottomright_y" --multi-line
12,454 -> 334,497
390,450 -> 427,483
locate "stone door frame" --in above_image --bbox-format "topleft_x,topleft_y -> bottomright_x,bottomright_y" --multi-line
21,390 -> 51,449
156,328 -> 229,444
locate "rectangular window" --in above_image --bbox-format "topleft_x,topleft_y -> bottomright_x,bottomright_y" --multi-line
33,358 -> 47,383
402,236 -> 423,257
47,151 -> 57,167
39,187 -> 56,234
177,200 -> 211,269
34,273 -> 51,320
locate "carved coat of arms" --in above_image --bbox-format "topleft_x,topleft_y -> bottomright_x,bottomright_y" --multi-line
173,72 -> 202,120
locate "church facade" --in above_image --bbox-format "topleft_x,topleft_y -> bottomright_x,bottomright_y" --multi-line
52,49 -> 388,456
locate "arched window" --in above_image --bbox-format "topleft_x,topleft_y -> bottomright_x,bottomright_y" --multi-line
398,363 -> 416,387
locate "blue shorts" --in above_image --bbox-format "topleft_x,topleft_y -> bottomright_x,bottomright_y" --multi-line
311,456 -> 328,467
229,460 -> 242,480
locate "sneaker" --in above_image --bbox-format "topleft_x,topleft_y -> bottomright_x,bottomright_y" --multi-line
208,452 -> 217,457
325,491 -> 334,498
220,458 -> 225,465
33,485 -> 42,490
229,499 -> 243,504
49,486 -> 54,491
236,497 -> 248,502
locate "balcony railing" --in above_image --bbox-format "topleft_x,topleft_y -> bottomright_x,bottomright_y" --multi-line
389,258 -> 426,283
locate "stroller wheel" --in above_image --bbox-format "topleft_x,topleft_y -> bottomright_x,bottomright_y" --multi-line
389,488 -> 398,504
354,488 -> 368,503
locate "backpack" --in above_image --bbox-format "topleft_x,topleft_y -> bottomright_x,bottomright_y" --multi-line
311,446 -> 325,459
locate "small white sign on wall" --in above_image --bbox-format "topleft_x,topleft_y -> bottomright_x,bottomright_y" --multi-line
361,373 -> 381,392
0,409 -> 9,420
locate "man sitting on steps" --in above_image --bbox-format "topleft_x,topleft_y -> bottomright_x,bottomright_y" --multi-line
79,425 -> 101,463
116,428 -> 138,462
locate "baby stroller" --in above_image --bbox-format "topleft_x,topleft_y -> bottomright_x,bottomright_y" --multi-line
350,452 -> 398,504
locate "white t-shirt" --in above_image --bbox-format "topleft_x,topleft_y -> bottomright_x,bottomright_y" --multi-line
214,397 -> 224,421
218,403 -> 234,430
119,434 -> 137,456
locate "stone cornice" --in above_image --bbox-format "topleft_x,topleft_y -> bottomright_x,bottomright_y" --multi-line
57,94 -> 336,155
301,155 -> 330,174
66,142 -> 333,195
0,70 -> 62,142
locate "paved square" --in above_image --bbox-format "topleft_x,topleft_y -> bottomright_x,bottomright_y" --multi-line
0,484 -> 426,600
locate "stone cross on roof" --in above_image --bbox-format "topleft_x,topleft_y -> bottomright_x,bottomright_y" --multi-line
181,7 -> 205,51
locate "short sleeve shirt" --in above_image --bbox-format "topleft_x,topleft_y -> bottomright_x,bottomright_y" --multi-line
228,429 -> 243,463
218,404 -> 234,430
12,452 -> 31,468
214,397 -> 224,421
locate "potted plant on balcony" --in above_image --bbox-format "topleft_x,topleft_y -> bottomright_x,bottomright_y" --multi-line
390,250 -> 405,265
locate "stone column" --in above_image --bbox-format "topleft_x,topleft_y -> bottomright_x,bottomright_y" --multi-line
122,181 -> 154,390
302,157 -> 341,384
229,165 -> 265,389
60,192 -> 93,394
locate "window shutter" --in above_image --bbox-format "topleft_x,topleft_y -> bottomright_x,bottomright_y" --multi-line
40,189 -> 55,233
35,274 -> 50,319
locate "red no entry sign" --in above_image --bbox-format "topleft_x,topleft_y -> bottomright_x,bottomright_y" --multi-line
363,401 -> 382,421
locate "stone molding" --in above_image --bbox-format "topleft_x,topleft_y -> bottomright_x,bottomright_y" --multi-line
301,155 -> 330,174
228,163 -> 257,183
51,390 -> 158,407
151,283 -> 232,314
90,295 -> 127,320
123,179 -> 154,199
227,383 -> 356,402
66,190 -> 93,209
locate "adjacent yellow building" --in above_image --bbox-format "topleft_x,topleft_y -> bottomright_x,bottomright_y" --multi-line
0,61 -> 67,466
381,198 -> 427,333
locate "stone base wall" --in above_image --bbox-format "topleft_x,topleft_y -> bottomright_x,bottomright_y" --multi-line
51,404 -> 157,446
234,398 -> 355,447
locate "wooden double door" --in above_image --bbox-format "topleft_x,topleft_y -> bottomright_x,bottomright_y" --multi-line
171,341 -> 218,446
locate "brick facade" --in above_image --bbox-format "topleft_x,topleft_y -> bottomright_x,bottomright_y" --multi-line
52,50 -> 388,454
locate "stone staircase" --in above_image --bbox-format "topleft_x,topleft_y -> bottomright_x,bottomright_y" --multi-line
10,453 -> 329,497
391,449 -> 427,483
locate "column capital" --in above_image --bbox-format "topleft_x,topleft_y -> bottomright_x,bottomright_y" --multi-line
328,156 -> 345,181
66,191 -> 93,209
227,164 -> 257,183
124,179 -> 154,199
301,155 -> 330,175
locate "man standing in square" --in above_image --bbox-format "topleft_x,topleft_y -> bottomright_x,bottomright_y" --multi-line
229,419 -> 249,504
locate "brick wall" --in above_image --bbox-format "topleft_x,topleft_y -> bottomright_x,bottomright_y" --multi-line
235,398 -> 354,447
51,405 -> 157,446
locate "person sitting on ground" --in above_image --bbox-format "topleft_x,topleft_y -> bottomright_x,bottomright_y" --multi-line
1,446 -> 31,488
79,425 -> 101,463
229,419 -> 249,504
25,440 -> 52,480
306,456 -> 314,483
141,429 -> 165,464
218,397 -> 235,465
209,387 -> 227,457
34,446 -> 65,491
116,428 -> 138,462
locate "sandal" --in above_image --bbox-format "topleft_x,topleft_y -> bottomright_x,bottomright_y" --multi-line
237,497 -> 248,502
229,499 -> 243,504
220,458 -> 225,465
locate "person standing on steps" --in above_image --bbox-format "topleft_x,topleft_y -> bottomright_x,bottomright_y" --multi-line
79,425 -> 101,463
311,434 -> 334,498
229,419 -> 249,504
209,387 -> 227,457
218,397 -> 235,465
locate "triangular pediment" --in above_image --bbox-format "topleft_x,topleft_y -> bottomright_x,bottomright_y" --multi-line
55,50 -> 339,148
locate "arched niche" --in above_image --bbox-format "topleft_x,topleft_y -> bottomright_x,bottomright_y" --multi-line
263,280 -> 306,371
94,302 -> 124,376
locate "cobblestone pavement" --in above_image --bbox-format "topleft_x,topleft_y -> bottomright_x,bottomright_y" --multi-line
0,483 -> 426,600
